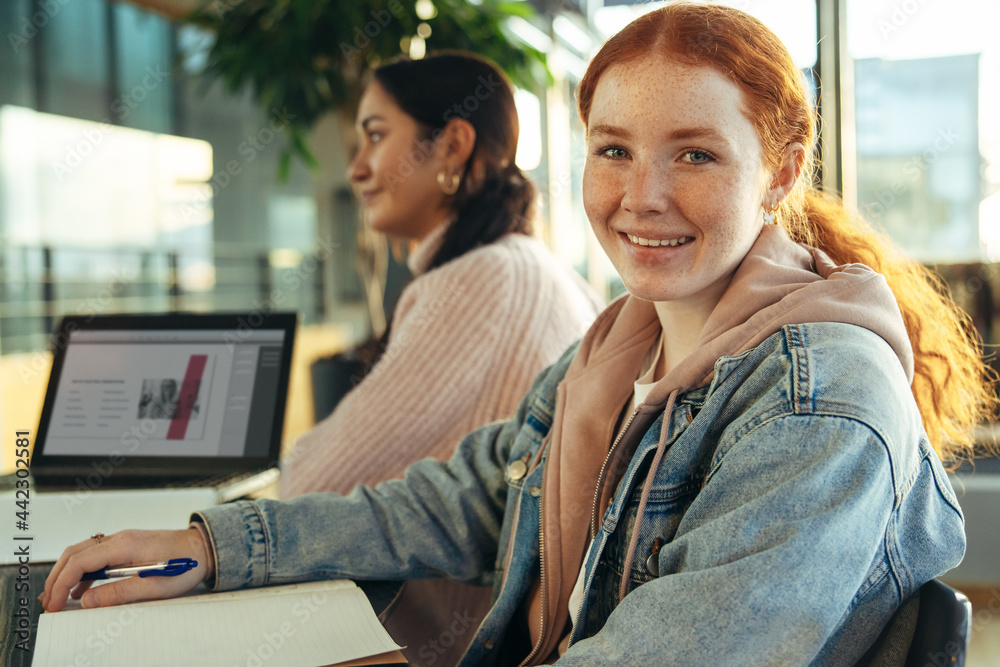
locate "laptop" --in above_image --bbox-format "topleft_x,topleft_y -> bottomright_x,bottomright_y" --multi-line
22,312 -> 297,503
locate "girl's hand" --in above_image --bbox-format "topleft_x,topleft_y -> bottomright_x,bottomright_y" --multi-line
40,527 -> 214,612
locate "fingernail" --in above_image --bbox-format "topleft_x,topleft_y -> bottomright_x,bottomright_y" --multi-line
81,595 -> 93,609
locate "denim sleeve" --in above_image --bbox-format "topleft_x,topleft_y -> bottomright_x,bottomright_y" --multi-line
194,375 -> 547,592
556,414 -> 898,666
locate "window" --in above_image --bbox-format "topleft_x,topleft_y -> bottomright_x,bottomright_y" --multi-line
42,0 -> 111,123
0,7 -> 322,356
0,106 -> 213,351
0,0 -> 34,109
113,2 -> 173,134
848,0 -> 999,262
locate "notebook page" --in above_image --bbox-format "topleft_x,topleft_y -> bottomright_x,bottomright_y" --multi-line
135,579 -> 360,608
32,580 -> 403,667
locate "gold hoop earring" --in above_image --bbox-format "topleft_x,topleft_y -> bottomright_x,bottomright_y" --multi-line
437,170 -> 461,196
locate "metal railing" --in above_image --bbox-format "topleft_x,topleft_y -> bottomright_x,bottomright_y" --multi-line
0,242 -> 337,355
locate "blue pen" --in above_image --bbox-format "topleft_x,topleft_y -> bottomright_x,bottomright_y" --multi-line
81,558 -> 198,581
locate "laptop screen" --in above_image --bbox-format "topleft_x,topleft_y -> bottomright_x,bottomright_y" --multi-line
32,313 -> 297,477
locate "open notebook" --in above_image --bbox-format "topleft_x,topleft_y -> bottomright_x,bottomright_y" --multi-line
31,580 -> 406,666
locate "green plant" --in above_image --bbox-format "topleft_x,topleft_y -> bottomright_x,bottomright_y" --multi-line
185,0 -> 550,178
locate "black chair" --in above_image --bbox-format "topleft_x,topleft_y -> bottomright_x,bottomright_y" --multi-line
864,578 -> 973,666
904,579 -> 972,667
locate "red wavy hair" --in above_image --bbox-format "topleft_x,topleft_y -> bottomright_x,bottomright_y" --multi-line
577,2 -> 996,465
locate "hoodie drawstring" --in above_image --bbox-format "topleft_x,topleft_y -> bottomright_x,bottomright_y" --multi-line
618,388 -> 680,602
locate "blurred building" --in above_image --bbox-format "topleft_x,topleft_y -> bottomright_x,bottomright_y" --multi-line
855,54 -> 981,261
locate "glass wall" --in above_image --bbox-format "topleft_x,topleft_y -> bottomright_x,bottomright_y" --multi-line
41,0 -> 111,123
0,0 -> 34,110
113,2 -> 173,134
0,2 -> 323,354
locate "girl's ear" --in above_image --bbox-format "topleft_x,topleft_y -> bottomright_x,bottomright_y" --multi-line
766,141 -> 806,207
436,118 -> 477,167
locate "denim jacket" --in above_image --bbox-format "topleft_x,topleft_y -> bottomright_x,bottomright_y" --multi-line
196,321 -> 965,666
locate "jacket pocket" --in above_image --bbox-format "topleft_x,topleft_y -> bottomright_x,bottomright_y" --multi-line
602,477 -> 703,585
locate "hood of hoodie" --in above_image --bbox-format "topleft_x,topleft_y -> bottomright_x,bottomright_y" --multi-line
522,224 -> 913,664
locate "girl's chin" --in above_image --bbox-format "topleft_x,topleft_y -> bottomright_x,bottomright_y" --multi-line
364,217 -> 394,235
623,281 -> 684,303
620,283 -> 676,303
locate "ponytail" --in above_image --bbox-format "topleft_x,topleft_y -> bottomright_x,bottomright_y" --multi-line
429,166 -> 535,271
786,190 -> 998,465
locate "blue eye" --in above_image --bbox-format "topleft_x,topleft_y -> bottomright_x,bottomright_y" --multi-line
598,146 -> 629,159
682,150 -> 714,164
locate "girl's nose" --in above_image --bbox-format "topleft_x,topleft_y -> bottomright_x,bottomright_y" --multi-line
347,147 -> 370,183
621,160 -> 670,216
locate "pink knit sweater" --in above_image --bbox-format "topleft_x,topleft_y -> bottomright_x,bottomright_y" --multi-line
280,228 -> 604,498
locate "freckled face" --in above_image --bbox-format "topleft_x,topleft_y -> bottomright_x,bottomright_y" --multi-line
583,55 -> 772,309
347,82 -> 452,242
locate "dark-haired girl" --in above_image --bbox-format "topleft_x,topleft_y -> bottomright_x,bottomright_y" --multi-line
280,52 -> 602,497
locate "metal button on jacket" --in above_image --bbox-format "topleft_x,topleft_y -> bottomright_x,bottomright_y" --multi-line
507,459 -> 528,480
646,552 -> 660,577
646,538 -> 663,577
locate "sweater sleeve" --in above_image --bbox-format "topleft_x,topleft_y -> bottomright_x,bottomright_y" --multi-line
280,247 -> 522,497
